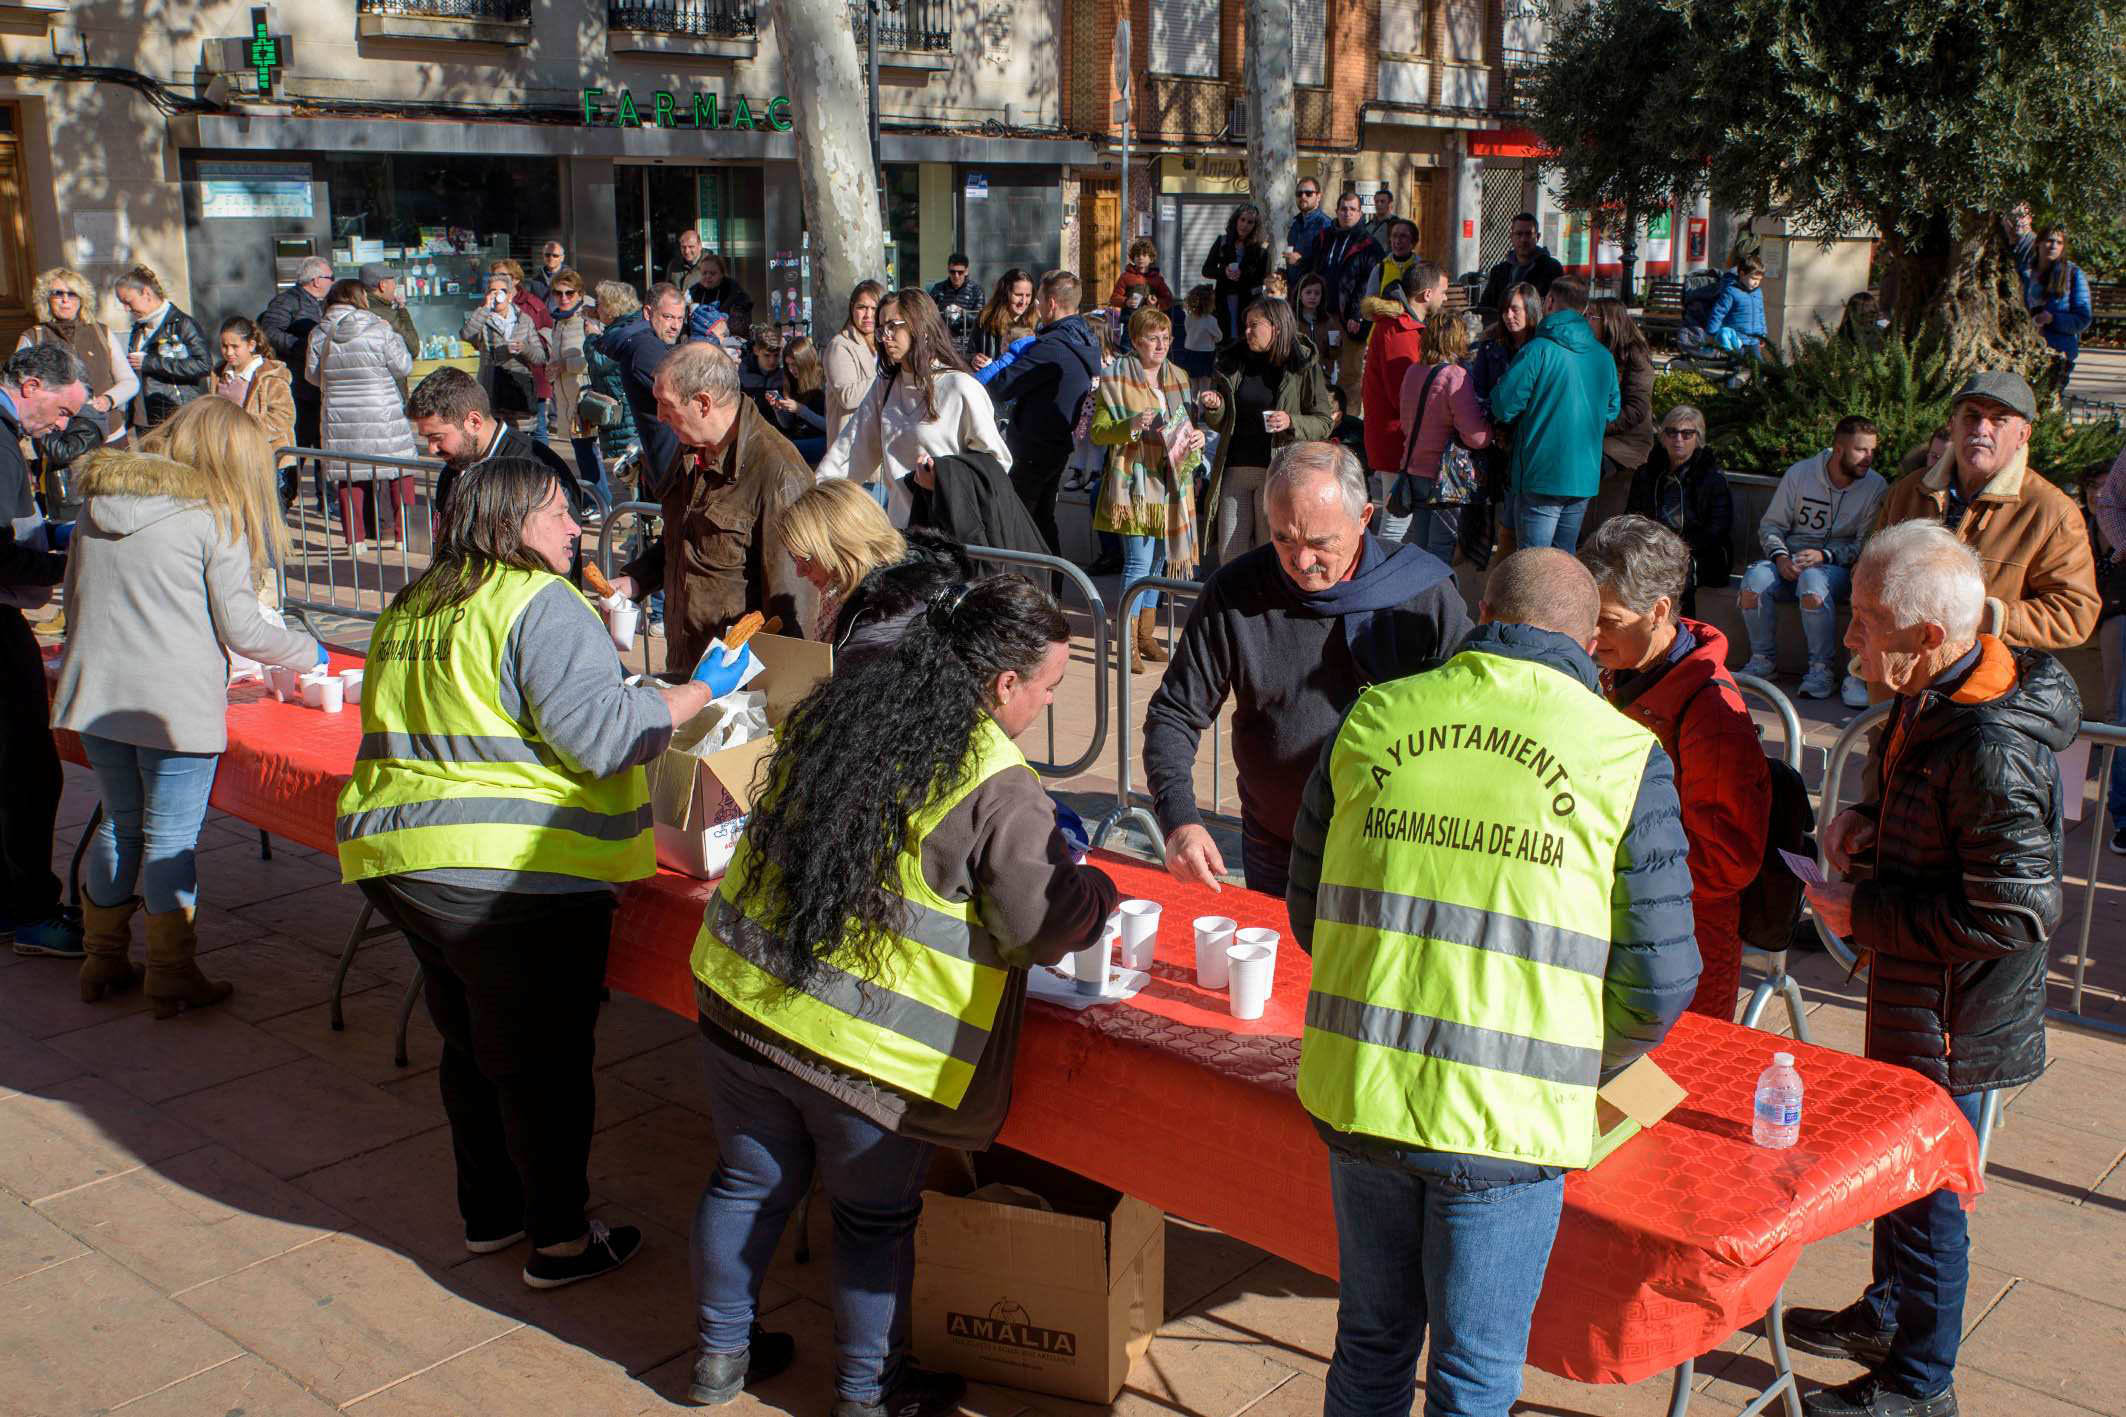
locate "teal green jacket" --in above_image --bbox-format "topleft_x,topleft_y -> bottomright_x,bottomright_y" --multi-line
1487,309 -> 1621,499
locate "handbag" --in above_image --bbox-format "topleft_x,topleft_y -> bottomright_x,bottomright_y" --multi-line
1388,364 -> 1481,516
577,389 -> 621,429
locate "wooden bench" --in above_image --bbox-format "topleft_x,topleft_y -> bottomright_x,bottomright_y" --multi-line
1639,279 -> 1686,344
2089,282 -> 2126,344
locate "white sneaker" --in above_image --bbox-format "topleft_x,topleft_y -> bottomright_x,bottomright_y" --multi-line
1841,674 -> 1872,709
1740,655 -> 1778,680
1797,665 -> 1836,699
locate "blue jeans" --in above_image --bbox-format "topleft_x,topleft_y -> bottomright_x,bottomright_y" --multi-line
1406,504 -> 1462,563
692,1039 -> 935,1404
78,735 -> 220,913
1370,472 -> 1413,545
1324,1147 -> 1564,1417
1513,493 -> 1587,551
569,437 -> 611,511
1862,1089 -> 1987,1397
534,397 -> 551,445
1122,534 -> 1167,610
1739,560 -> 1852,669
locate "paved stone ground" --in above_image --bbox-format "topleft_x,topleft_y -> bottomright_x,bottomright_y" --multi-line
3,735 -> 2121,1415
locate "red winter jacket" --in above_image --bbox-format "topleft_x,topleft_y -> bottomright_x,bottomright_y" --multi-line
1606,618 -> 1771,1020
1361,312 -> 1425,474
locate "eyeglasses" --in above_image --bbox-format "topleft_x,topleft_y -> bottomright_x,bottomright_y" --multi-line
1298,188 -> 1319,197
1661,427 -> 1701,440
49,291 -> 79,302
881,318 -> 910,333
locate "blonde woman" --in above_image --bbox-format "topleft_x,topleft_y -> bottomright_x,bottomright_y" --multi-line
779,478 -> 907,640
1090,305 -> 1205,673
51,400 -> 322,1015
18,266 -> 135,449
111,264 -> 212,433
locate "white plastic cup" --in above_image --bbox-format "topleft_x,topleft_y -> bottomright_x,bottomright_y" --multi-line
269,665 -> 296,702
1235,926 -> 1280,969
340,668 -> 363,704
1262,411 -> 1276,430
318,676 -> 344,713
1072,926 -> 1114,997
1117,899 -> 1161,971
606,598 -> 640,652
1226,943 -> 1275,1020
1193,915 -> 1237,989
299,674 -> 327,709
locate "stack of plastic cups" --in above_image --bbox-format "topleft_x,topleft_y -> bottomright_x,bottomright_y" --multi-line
1226,932 -> 1278,1021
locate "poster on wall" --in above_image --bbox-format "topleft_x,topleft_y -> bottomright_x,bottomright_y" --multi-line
196,161 -> 314,220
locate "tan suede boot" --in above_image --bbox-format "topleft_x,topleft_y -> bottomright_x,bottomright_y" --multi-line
144,907 -> 232,1019
78,896 -> 143,1003
1135,607 -> 1170,663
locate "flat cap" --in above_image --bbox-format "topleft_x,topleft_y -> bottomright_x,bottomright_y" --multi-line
357,262 -> 391,289
1950,369 -> 2037,422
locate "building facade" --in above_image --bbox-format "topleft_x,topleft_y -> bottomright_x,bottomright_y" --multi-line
0,0 -> 1090,347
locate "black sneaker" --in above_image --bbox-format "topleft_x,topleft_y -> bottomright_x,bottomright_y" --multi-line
521,1219 -> 641,1290
2109,824 -> 2126,856
831,1366 -> 967,1417
1803,1373 -> 1958,1417
1786,1299 -> 1897,1366
464,1226 -> 526,1256
685,1325 -> 797,1405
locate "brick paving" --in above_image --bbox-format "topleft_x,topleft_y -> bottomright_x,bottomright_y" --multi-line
8,551 -> 2124,1414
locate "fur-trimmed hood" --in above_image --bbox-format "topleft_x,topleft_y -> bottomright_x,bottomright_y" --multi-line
75,448 -> 220,538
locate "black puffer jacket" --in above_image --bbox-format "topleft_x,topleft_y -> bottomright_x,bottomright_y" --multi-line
1851,640 -> 2080,1095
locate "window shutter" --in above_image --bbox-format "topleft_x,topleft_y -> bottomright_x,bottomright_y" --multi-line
1378,0 -> 1425,59
1292,0 -> 1328,87
1150,0 -> 1221,77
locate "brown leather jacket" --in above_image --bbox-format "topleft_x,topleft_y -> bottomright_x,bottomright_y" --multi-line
620,396 -> 810,670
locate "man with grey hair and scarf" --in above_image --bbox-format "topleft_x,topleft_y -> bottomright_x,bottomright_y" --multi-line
1144,440 -> 1471,896
1790,519 -> 2078,1417
1,342 -> 89,958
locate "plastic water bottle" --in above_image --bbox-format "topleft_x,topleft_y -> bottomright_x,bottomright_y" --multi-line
1753,1052 -> 1804,1149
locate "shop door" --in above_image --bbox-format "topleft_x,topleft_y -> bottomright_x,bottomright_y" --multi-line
623,166 -> 765,319
1413,172 -> 1450,268
0,108 -> 36,350
1477,166 -> 1524,274
1081,180 -> 1120,305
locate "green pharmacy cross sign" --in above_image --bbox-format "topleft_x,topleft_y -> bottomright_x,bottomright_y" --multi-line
247,7 -> 284,98
582,88 -> 793,132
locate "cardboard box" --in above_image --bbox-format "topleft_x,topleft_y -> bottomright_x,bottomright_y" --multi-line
1590,1055 -> 1687,1166
642,633 -> 831,879
914,1152 -> 1164,1404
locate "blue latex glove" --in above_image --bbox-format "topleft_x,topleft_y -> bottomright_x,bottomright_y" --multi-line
315,642 -> 330,668
691,641 -> 760,698
1052,798 -> 1090,860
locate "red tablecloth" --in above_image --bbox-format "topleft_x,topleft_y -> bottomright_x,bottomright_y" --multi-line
48,650 -> 1984,1384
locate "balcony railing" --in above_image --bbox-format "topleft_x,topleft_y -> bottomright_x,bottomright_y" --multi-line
609,0 -> 757,37
357,0 -> 531,18
1500,60 -> 1542,115
850,0 -> 949,53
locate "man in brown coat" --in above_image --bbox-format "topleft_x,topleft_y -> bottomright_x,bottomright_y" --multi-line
611,341 -> 809,670
1874,371 -> 2099,650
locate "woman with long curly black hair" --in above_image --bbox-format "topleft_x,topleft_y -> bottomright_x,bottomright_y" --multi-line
683,574 -> 1117,1416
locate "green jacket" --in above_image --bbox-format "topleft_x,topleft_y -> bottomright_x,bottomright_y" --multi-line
1488,309 -> 1620,500
1201,335 -> 1336,517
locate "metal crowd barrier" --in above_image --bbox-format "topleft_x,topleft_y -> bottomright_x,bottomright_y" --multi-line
274,446 -> 448,640
595,498 -> 665,677
274,444 -> 612,644
963,545 -> 1108,779
1092,574 -> 1221,856
1732,673 -> 1812,1043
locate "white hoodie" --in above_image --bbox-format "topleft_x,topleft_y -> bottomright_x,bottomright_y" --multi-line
1758,448 -> 1889,566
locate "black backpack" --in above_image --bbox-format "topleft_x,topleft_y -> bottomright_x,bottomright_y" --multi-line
1737,756 -> 1816,953
1681,279 -> 1723,334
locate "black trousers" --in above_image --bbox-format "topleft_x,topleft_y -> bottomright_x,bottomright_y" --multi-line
1009,442 -> 1073,557
360,876 -> 614,1248
0,609 -> 63,924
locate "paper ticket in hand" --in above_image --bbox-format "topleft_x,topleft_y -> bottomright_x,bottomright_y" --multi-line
690,639 -> 765,698
1779,848 -> 1828,887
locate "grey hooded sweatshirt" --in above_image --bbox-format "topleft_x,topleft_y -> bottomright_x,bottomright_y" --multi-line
51,450 -> 318,753
1758,449 -> 1889,566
